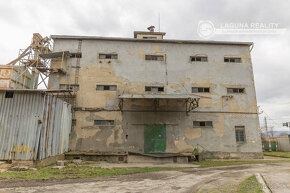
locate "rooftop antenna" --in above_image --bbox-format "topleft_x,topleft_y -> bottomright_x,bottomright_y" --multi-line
158,13 -> 160,32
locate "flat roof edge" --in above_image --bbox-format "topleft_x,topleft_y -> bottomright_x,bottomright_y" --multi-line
0,89 -> 73,93
51,35 -> 253,46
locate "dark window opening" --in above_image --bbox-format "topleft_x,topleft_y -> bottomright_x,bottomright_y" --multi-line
72,119 -> 76,126
191,56 -> 208,62
145,86 -> 164,92
70,53 -> 82,58
227,88 -> 245,94
235,126 -> 246,142
224,57 -> 241,63
96,85 -> 117,91
99,54 -> 118,59
5,92 -> 14,98
158,87 -> 164,92
94,120 -> 115,126
192,87 -> 210,93
145,55 -> 164,61
143,37 -> 157,39
193,121 -> 213,127
145,87 -> 151,91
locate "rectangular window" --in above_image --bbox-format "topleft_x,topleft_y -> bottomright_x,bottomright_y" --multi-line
235,126 -> 246,142
59,84 -> 79,91
70,53 -> 82,58
145,86 -> 164,92
145,55 -> 164,61
99,54 -> 118,59
143,36 -> 157,39
193,121 -> 213,127
227,88 -> 245,94
96,85 -> 117,91
190,56 -> 208,62
224,57 -> 241,63
94,120 -> 115,126
192,87 -> 210,93
5,92 -> 14,98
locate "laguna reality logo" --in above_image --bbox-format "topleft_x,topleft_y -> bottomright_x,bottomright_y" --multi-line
197,20 -> 286,39
197,20 -> 215,39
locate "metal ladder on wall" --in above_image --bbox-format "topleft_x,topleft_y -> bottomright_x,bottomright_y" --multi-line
72,40 -> 82,120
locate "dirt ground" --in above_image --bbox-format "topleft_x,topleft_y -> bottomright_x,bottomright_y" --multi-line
0,162 -> 289,193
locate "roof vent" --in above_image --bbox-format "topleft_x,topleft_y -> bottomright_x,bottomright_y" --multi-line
147,26 -> 155,32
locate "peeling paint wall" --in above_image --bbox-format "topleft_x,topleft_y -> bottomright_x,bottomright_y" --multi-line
48,38 -> 262,157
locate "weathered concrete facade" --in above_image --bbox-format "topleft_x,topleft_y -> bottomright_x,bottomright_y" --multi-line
48,32 -> 262,160
0,65 -> 36,89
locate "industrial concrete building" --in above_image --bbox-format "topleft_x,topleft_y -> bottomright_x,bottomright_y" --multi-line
0,65 -> 36,89
48,28 -> 262,161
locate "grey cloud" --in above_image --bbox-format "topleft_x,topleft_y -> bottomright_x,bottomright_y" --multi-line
0,0 -> 289,129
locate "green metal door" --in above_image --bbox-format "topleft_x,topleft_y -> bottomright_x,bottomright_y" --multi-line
271,141 -> 277,151
144,124 -> 166,153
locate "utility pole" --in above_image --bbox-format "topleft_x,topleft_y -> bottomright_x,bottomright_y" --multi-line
264,116 -> 268,139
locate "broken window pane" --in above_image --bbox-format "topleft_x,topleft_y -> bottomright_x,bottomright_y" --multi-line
239,88 -> 245,93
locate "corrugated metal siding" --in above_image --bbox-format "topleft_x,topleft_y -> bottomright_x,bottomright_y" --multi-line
37,95 -> 72,160
0,92 -> 71,160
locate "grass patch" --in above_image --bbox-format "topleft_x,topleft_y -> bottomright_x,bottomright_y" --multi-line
196,159 -> 290,167
237,175 -> 263,193
263,151 -> 290,158
197,175 -> 263,193
0,166 -> 186,180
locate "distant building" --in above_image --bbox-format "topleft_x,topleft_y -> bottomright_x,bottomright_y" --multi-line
47,28 -> 262,162
277,134 -> 290,152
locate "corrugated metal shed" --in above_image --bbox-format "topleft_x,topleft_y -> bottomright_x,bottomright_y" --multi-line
0,90 -> 72,160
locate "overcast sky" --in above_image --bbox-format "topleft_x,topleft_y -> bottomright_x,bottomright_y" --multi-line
0,0 -> 289,131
